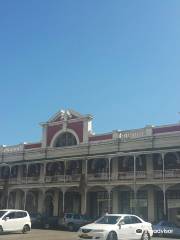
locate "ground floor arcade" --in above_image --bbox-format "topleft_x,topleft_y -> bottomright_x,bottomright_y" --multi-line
0,184 -> 180,225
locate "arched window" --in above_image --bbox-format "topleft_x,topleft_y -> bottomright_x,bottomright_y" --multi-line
54,132 -> 77,147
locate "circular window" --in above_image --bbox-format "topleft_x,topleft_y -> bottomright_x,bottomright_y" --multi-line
54,132 -> 77,147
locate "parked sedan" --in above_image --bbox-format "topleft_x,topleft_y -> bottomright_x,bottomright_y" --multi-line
78,214 -> 153,240
153,221 -> 180,238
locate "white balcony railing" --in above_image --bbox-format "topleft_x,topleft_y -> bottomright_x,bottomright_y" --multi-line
88,172 -> 109,181
9,178 -> 21,184
27,176 -> 40,183
65,174 -> 81,182
165,169 -> 180,178
2,169 -> 180,186
136,171 -> 146,179
118,171 -> 134,180
9,176 -> 41,184
117,171 -> 146,180
111,173 -> 118,180
0,178 -> 9,184
153,170 -> 163,179
45,175 -> 64,183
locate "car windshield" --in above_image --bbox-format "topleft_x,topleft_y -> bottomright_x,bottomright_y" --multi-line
95,215 -> 121,224
82,215 -> 91,220
0,211 -> 7,218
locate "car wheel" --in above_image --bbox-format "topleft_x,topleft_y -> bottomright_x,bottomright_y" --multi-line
107,231 -> 117,240
22,224 -> 30,234
0,226 -> 3,233
141,231 -> 150,240
68,223 -> 74,231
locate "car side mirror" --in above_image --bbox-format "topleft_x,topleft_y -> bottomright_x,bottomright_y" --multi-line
3,217 -> 9,221
118,221 -> 125,229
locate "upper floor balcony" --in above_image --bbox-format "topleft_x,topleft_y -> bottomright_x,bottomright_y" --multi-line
0,151 -> 180,186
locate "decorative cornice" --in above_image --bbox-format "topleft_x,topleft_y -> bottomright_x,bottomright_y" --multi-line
40,115 -> 93,127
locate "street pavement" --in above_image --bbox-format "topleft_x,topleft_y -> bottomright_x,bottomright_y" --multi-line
0,229 -> 178,240
0,229 -> 75,240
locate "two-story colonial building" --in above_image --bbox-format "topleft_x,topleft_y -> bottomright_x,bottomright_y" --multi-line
0,109 -> 180,225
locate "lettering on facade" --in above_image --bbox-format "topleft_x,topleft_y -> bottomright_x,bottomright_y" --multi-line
0,144 -> 24,153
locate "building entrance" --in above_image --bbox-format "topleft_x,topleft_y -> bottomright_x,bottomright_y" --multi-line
97,199 -> 108,217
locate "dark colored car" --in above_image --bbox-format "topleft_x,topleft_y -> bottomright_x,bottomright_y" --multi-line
30,213 -> 59,229
30,213 -> 44,228
58,213 -> 93,231
153,220 -> 180,238
42,216 -> 60,229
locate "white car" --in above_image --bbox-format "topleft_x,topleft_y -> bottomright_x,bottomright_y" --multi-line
0,209 -> 31,233
78,214 -> 153,240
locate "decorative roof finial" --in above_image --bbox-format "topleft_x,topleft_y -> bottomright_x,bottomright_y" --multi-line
60,110 -> 72,121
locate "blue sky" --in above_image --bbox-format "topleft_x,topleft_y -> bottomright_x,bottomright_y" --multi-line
0,0 -> 180,145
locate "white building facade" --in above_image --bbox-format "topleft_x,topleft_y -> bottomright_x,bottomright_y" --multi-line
0,109 -> 180,225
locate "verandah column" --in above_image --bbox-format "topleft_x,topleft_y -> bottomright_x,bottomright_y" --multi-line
80,158 -> 87,214
6,190 -> 9,208
37,188 -> 45,214
64,160 -> 66,183
6,165 -> 11,208
106,187 -> 112,213
17,164 -> 22,183
23,189 -> 27,210
162,152 -> 167,217
146,154 -> 153,179
108,157 -> 111,181
111,156 -> 119,211
15,190 -> 21,209
112,189 -> 118,213
61,188 -> 66,213
81,189 -> 87,214
133,154 -> 137,214
40,162 -> 46,183
111,156 -> 118,180
53,189 -> 59,216
146,154 -> 155,222
147,188 -> 155,222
